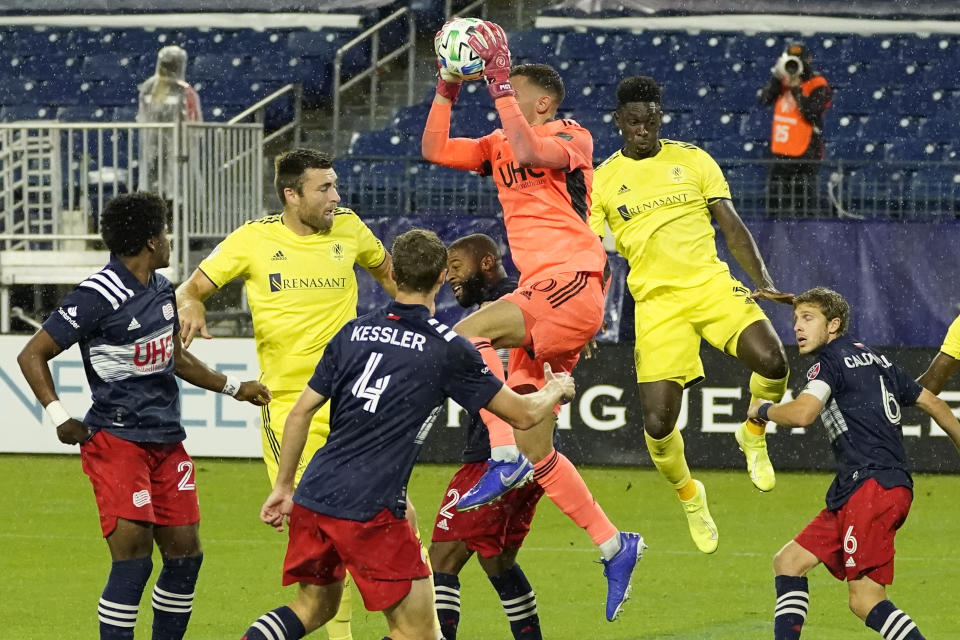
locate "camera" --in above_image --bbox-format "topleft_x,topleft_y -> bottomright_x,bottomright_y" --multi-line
774,52 -> 804,80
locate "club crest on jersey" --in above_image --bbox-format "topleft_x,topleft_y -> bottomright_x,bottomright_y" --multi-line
807,362 -> 821,380
670,166 -> 685,182
162,303 -> 174,320
330,242 -> 345,262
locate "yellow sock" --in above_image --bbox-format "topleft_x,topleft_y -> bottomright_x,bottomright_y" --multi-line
324,574 -> 353,640
644,427 -> 693,494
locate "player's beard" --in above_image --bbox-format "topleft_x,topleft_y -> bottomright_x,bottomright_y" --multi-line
454,272 -> 486,308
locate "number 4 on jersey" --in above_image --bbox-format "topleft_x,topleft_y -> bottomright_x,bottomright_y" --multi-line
352,352 -> 392,413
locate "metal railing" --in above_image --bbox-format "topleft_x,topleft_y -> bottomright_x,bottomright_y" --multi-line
446,0 -> 489,19
331,7 -> 417,149
331,155 -> 960,219
228,82 -> 303,147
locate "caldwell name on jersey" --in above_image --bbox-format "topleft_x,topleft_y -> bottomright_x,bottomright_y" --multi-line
198,209 -> 386,391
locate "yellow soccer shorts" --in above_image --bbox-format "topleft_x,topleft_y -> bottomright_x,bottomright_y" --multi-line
941,314 -> 960,360
633,273 -> 770,387
260,389 -> 331,487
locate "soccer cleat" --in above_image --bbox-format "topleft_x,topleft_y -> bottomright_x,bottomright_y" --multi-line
735,421 -> 776,492
601,532 -> 646,621
455,455 -> 534,511
680,480 -> 719,554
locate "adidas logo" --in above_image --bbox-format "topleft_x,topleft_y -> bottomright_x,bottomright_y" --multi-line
617,184 -> 630,194
845,557 -> 856,568
271,250 -> 287,261
127,317 -> 141,331
437,519 -> 449,531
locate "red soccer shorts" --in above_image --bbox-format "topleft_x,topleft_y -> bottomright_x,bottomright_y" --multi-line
431,462 -> 543,558
794,479 -> 912,585
283,505 -> 431,611
80,430 -> 200,538
501,270 -> 605,389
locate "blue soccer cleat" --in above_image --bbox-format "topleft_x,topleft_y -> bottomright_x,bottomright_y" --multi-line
456,455 -> 534,511
601,532 -> 646,622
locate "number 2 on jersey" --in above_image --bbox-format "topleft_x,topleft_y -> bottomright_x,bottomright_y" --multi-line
352,352 -> 392,413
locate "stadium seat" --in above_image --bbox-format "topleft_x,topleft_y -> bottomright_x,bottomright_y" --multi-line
557,31 -> 612,61
450,107 -> 498,137
349,129 -> 417,157
113,106 -> 138,122
190,53 -> 250,81
509,29 -> 560,62
80,54 -> 142,82
286,29 -> 368,76
0,104 -> 56,121
22,79 -> 84,106
78,80 -> 137,107
901,36 -> 953,65
174,28 -> 235,54
391,104 -> 430,136
57,105 -> 114,121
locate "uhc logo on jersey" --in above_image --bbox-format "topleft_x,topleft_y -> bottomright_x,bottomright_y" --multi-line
807,362 -> 821,380
89,325 -> 175,382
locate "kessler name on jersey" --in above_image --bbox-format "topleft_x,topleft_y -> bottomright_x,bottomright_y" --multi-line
350,324 -> 427,351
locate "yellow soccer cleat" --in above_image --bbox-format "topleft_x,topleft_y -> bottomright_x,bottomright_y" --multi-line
735,421 -> 776,492
679,480 -> 719,554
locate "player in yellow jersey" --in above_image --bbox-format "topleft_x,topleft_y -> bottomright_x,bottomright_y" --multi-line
175,149 -> 396,640
589,77 -> 793,554
919,313 -> 960,394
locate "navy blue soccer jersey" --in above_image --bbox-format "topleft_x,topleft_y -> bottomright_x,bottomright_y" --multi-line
799,335 -> 923,510
42,257 -> 183,444
294,301 -> 504,522
460,276 -> 518,463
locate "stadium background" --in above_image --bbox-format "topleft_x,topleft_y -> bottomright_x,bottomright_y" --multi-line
0,0 -> 958,637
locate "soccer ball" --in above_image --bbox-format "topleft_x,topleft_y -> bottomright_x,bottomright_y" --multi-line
435,17 -> 486,81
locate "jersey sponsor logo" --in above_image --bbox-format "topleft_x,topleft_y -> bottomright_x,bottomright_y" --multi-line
497,162 -> 546,188
616,192 -> 690,220
807,362 -> 821,380
89,324 -> 175,381
330,242 -> 345,262
271,250 -> 287,261
57,306 -> 80,330
127,317 -> 141,331
67,306 -> 78,317
268,273 -> 348,292
162,303 -> 174,320
132,489 -> 151,508
843,352 -> 892,370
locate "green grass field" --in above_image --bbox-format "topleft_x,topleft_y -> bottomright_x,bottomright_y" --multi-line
2,454 -> 958,639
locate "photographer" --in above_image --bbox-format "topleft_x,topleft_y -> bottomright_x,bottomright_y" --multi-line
759,43 -> 832,217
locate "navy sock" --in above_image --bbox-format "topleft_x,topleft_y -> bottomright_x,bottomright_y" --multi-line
489,564 -> 541,640
774,575 -> 808,640
99,556 -> 153,640
434,572 -> 461,640
865,600 -> 925,639
242,606 -> 306,640
152,553 -> 202,640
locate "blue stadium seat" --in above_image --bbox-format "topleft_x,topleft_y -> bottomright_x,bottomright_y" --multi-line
509,30 -> 560,62
286,29 -> 367,76
922,112 -> 960,144
57,105 -> 114,121
174,28 -> 236,54
391,104 -> 430,136
349,129 -> 417,157
230,29 -> 290,54
593,130 -> 620,159
21,79 -> 84,106
113,106 -> 138,121
824,113 -> 862,141
564,84 -> 615,111
837,87 -> 893,115
80,54 -> 142,82
0,104 -> 56,121
900,36 -> 954,65
557,31 -> 612,61
8,28 -> 71,56
740,111 -> 770,140
454,82 -> 490,108
686,32 -> 731,60
884,138 -> 943,162
78,80 -> 137,107
450,107 -> 498,138
107,29 -> 181,55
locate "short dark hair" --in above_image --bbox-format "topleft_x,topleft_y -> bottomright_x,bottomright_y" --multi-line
511,63 -> 565,104
392,229 -> 447,293
448,233 -> 502,262
794,287 -> 851,335
274,148 -> 334,204
100,192 -> 167,256
616,76 -> 662,108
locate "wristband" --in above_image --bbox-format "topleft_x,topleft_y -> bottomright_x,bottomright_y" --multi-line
757,402 -> 774,423
45,400 -> 72,427
221,375 -> 242,398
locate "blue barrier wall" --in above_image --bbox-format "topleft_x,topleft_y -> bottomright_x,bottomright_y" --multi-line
355,217 -> 958,349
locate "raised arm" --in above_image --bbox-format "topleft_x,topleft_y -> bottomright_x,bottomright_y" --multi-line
365,251 -> 398,299
484,363 -> 575,429
710,199 -> 793,304
915,387 -> 960,453
17,329 -> 92,445
175,268 -> 219,347
421,96 -> 488,172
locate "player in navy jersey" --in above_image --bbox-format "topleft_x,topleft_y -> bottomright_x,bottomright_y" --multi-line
429,234 -> 544,640
17,192 -> 271,640
241,229 -> 576,640
744,288 -> 960,640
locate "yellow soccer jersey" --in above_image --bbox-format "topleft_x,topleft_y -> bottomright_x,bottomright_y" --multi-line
942,314 -> 960,360
589,140 -> 734,300
199,208 -> 386,391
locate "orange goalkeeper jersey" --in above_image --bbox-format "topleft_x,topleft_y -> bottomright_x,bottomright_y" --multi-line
477,118 -> 604,283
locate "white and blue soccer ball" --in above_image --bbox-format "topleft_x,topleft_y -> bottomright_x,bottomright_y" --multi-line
435,17 -> 486,81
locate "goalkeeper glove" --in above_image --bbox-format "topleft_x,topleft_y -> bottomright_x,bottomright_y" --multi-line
468,21 -> 514,100
436,59 -> 462,101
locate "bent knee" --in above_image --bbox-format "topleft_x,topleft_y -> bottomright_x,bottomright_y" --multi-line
757,347 -> 789,380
